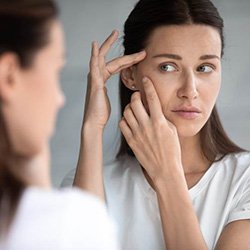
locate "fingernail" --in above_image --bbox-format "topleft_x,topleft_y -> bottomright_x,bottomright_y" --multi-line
112,30 -> 118,35
137,51 -> 145,55
142,77 -> 148,83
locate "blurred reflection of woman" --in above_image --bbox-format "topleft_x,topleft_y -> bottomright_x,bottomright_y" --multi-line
0,1 -> 123,249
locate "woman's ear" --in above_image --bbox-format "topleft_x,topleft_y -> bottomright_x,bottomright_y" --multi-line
0,53 -> 20,103
121,67 -> 138,91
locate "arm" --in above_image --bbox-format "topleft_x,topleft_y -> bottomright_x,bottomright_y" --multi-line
74,125 -> 105,200
155,171 -> 207,250
73,31 -> 146,201
215,220 -> 250,249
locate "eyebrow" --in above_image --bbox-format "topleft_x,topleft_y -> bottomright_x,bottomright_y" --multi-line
152,54 -> 220,60
199,55 -> 220,60
152,54 -> 182,60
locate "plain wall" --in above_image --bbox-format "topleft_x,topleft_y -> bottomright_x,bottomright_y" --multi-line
51,0 -> 250,187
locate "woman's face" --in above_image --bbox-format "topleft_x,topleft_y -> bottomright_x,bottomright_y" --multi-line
5,20 -> 65,156
133,24 -> 222,138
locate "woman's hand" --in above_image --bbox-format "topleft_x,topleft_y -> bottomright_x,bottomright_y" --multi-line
83,30 -> 146,131
75,31 -> 145,199
119,77 -> 184,185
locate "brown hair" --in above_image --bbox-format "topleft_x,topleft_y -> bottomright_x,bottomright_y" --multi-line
117,0 -> 246,160
0,0 -> 58,234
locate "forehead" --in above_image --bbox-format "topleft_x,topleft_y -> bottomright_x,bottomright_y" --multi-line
30,20 -> 65,68
47,21 -> 65,54
146,24 -> 221,57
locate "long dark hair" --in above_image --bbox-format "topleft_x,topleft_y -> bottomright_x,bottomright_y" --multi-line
0,0 -> 58,234
117,0 -> 245,161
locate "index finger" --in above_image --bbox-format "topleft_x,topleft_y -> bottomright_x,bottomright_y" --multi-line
106,51 -> 146,75
99,30 -> 119,57
142,77 -> 163,120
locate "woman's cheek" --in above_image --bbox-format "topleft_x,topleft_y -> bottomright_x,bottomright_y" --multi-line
135,65 -> 179,109
201,77 -> 221,106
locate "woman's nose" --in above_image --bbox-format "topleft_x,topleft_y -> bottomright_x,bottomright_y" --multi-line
177,71 -> 199,100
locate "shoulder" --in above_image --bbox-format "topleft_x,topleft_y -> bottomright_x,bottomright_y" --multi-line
213,151 -> 250,190
219,151 -> 250,173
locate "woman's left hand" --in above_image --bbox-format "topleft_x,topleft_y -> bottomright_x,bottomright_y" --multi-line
119,77 -> 184,185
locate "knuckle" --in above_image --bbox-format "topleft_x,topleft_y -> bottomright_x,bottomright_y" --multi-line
141,126 -> 150,139
147,91 -> 156,102
123,108 -> 130,117
123,105 -> 130,115
132,91 -> 140,100
133,128 -> 141,139
130,99 -> 138,110
99,51 -> 105,57
127,136 -> 136,148
118,119 -> 123,126
139,130 -> 146,140
119,120 -> 125,130
124,103 -> 130,110
153,116 -> 166,128
115,57 -> 124,67
139,121 -> 147,131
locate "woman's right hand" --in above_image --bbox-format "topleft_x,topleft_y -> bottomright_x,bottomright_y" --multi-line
82,30 -> 146,131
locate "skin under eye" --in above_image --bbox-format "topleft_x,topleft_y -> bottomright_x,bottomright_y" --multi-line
197,65 -> 214,73
159,64 -> 177,72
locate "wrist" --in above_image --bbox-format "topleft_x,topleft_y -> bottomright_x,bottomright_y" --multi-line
81,122 -> 104,138
153,165 -> 186,194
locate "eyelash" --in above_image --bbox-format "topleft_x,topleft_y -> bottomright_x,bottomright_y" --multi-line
159,62 -> 178,72
159,63 -> 216,73
197,64 -> 216,73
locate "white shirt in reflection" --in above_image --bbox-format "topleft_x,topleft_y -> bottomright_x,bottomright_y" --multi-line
1,187 -> 119,250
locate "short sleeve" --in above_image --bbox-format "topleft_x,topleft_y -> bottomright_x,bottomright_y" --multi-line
227,177 -> 250,224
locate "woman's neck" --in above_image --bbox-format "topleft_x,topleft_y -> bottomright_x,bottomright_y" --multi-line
179,134 -> 211,175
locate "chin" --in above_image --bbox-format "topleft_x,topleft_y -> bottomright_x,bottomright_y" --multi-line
174,123 -> 203,138
167,113 -> 207,138
14,136 -> 47,158
16,144 -> 42,158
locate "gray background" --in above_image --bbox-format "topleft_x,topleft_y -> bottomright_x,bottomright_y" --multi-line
51,0 -> 250,187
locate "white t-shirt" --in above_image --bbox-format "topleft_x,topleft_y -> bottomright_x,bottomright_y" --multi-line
0,187 -> 120,250
62,152 -> 250,250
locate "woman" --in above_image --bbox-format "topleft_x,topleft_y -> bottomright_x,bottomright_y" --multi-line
0,0 -> 142,249
69,0 -> 250,249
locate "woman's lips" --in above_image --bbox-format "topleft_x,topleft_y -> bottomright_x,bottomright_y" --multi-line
172,106 -> 202,120
172,110 -> 201,119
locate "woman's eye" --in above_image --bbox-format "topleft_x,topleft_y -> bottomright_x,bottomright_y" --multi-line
197,65 -> 214,73
160,64 -> 177,72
